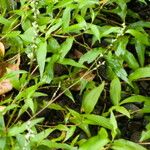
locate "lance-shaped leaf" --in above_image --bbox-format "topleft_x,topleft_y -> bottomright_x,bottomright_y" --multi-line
110,77 -> 121,106
82,82 -> 105,113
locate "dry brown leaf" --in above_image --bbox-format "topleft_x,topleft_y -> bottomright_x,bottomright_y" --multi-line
0,42 -> 5,57
71,70 -> 96,91
0,79 -> 13,95
0,54 -> 20,96
79,70 -> 96,81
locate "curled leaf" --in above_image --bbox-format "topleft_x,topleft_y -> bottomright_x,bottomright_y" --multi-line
0,42 -> 5,57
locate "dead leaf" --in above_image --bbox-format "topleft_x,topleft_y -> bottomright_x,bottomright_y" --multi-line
0,42 -> 5,57
0,79 -> 13,95
79,70 -> 96,81
71,70 -> 96,91
0,54 -> 20,96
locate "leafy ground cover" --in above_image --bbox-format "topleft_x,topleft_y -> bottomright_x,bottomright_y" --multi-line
0,0 -> 150,149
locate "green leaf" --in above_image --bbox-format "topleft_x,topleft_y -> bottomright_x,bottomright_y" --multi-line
8,118 -> 44,136
44,54 -> 59,83
59,37 -> 74,59
31,128 -> 55,143
120,95 -> 150,105
5,31 -> 21,38
140,123 -> 150,141
0,16 -> 11,25
26,98 -> 34,114
115,36 -> 128,56
82,82 -> 105,113
123,50 -> 139,70
99,26 -> 121,38
110,77 -> 121,105
79,48 -> 103,64
68,108 -> 91,137
59,58 -> 85,68
47,37 -> 60,53
55,0 -> 73,8
62,7 -> 71,30
111,139 -> 147,150
47,103 -> 65,111
37,40 -> 47,78
106,55 -> 129,84
129,67 -> 150,81
63,89 -> 75,102
89,24 -> 100,41
0,138 -> 6,150
20,27 -> 36,42
45,19 -> 62,39
16,134 -> 27,149
140,130 -> 150,142
142,100 -> 150,113
64,126 -> 76,142
40,140 -> 76,150
135,41 -> 145,67
111,106 -> 130,118
126,29 -> 150,46
110,111 -> 118,139
83,114 -> 112,130
79,128 -> 109,150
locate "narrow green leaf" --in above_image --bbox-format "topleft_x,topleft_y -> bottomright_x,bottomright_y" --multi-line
123,50 -> 139,70
37,40 -> 47,78
45,19 -> 62,39
59,37 -> 74,59
8,118 -> 44,136
112,139 -> 147,150
62,7 -> 71,30
63,89 -> 75,102
59,58 -> 85,68
83,114 -> 112,130
47,103 -> 65,111
64,126 -> 76,142
68,108 -> 91,137
106,55 -> 129,84
55,0 -> 73,8
135,41 -> 145,67
5,31 -> 21,38
140,130 -> 150,142
110,111 -> 118,139
82,82 -> 105,113
47,37 -> 60,53
115,36 -> 128,56
20,27 -> 36,42
44,54 -> 59,83
126,29 -> 149,45
110,77 -> 121,105
120,95 -> 150,105
0,138 -> 6,150
111,106 -> 130,118
79,128 -> 109,150
31,128 -> 55,143
89,24 -> 100,41
40,140 -> 76,150
79,48 -> 103,64
129,67 -> 150,81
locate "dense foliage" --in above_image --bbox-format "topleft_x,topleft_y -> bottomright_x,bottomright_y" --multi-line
0,0 -> 150,149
